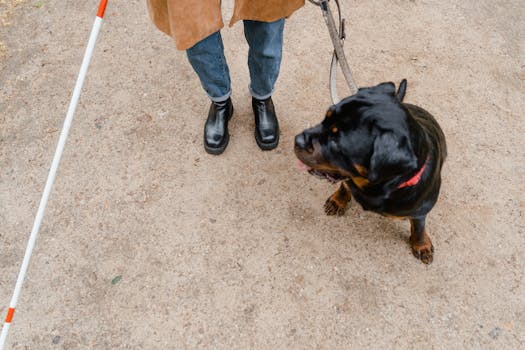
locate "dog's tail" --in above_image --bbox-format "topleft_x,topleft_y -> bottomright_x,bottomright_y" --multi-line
396,79 -> 407,102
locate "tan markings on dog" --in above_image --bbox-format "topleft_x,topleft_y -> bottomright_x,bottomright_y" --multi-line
325,109 -> 333,118
349,175 -> 369,189
331,126 -> 338,133
324,182 -> 352,216
410,229 -> 434,264
327,190 -> 350,209
354,164 -> 368,177
313,163 -> 342,174
341,181 -> 351,193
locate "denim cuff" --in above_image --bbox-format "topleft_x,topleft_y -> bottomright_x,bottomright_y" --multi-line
249,86 -> 274,101
208,90 -> 231,103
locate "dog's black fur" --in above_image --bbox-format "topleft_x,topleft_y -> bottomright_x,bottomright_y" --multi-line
294,80 -> 446,263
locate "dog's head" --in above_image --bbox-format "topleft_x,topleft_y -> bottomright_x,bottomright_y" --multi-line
294,80 -> 418,187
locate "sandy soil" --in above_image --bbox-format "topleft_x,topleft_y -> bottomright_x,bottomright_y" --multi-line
1,0 -> 524,349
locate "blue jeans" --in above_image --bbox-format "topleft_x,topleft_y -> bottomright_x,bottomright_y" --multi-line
186,19 -> 285,102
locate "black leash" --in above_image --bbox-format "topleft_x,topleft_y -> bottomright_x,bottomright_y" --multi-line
309,0 -> 358,103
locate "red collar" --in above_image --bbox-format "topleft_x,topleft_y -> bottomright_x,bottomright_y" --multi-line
397,155 -> 429,189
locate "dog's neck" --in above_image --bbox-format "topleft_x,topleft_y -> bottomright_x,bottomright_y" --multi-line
397,155 -> 430,189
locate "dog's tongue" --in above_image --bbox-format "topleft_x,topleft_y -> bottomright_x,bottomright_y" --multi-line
297,160 -> 311,172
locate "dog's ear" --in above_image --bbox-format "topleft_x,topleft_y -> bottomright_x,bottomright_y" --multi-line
396,79 -> 407,102
375,82 -> 396,96
368,132 -> 417,183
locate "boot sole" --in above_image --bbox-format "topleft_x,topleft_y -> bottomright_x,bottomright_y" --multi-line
254,131 -> 279,151
204,133 -> 230,155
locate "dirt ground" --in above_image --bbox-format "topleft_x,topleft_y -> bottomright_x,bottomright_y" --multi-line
1,0 -> 523,349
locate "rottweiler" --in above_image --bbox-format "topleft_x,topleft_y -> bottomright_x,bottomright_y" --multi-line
294,80 -> 446,264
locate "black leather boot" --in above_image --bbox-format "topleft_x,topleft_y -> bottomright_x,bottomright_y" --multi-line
252,97 -> 279,150
204,98 -> 234,155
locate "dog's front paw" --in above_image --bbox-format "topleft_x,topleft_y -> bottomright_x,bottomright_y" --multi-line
324,197 -> 347,216
324,183 -> 352,216
411,239 -> 434,264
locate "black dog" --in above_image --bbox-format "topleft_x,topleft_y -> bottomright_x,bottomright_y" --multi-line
294,80 -> 446,263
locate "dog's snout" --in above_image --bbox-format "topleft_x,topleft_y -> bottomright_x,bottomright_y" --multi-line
295,132 -> 314,153
296,124 -> 323,154
295,133 -> 308,149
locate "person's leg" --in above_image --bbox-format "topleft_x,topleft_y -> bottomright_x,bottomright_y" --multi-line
243,19 -> 285,99
243,19 -> 285,150
186,31 -> 233,154
186,31 -> 231,102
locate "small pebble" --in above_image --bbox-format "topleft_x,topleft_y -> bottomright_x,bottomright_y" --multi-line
488,327 -> 502,339
52,336 -> 61,344
111,275 -> 122,285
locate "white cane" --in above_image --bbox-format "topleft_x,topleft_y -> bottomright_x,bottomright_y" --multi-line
0,1 -> 109,348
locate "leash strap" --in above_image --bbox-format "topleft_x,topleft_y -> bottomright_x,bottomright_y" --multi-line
310,0 -> 358,103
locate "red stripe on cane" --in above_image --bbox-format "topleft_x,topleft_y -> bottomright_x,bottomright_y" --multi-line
97,0 -> 108,18
5,308 -> 15,323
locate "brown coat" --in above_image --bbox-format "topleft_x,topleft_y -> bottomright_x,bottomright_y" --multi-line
147,0 -> 305,50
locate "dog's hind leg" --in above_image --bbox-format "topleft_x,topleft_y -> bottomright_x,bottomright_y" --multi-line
324,181 -> 352,216
409,216 -> 434,264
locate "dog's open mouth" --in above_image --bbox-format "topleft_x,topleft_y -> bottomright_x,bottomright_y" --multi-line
308,169 -> 346,183
298,160 -> 346,184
